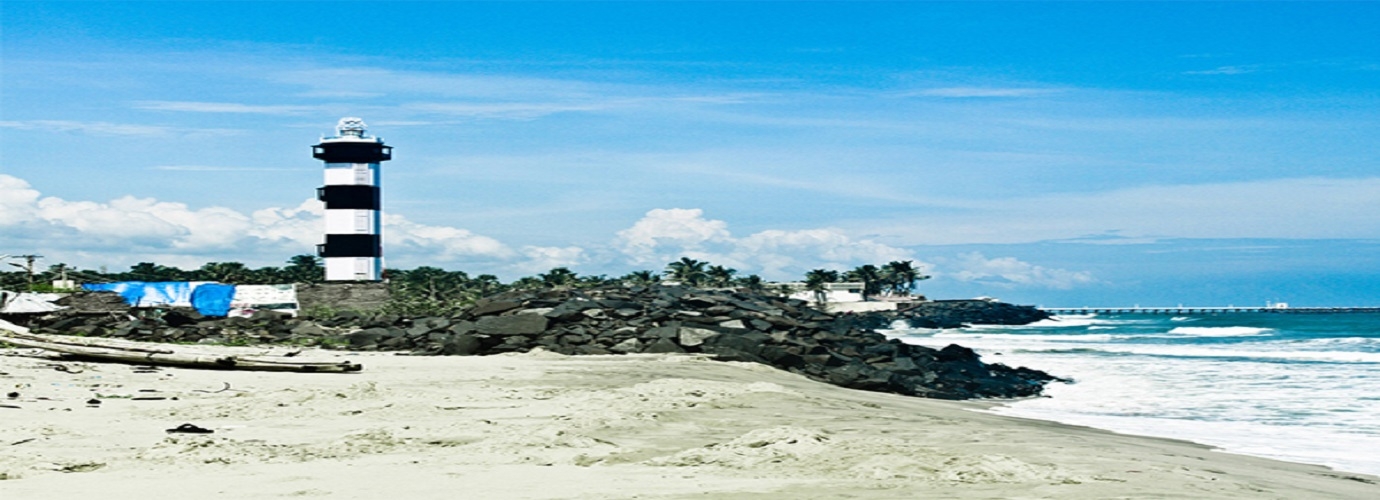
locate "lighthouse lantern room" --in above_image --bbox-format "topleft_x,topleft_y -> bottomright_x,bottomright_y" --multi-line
313,117 -> 391,281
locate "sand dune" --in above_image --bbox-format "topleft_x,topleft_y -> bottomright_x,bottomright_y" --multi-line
2,347 -> 1376,499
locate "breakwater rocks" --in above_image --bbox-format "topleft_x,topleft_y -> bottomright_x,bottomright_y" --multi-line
884,299 -> 1051,330
17,286 -> 1058,400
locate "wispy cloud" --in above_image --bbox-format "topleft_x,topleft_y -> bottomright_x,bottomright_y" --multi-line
668,161 -> 936,206
0,120 -> 238,137
0,120 -> 172,136
402,101 -> 613,120
939,252 -> 1096,290
901,87 -> 1060,98
1183,65 -> 1259,75
151,165 -> 303,172
272,67 -> 609,100
863,177 -> 1380,246
135,101 -> 319,115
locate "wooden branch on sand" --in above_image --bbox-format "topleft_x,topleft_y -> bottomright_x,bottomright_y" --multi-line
0,320 -> 362,373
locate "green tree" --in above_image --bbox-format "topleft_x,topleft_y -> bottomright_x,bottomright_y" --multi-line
620,270 -> 661,286
664,257 -> 708,287
881,260 -> 930,297
846,264 -> 883,300
736,274 -> 765,293
197,262 -> 251,283
539,267 -> 579,289
578,274 -> 610,288
509,276 -> 544,291
803,268 -> 838,306
247,266 -> 285,284
123,262 -> 188,281
385,266 -> 475,316
283,254 -> 324,284
469,274 -> 504,297
706,265 -> 737,288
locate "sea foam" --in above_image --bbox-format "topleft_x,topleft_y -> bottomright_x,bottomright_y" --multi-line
1167,326 -> 1273,337
890,311 -> 1380,476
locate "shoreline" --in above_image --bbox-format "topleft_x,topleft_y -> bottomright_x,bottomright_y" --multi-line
3,347 -> 1377,498
982,396 -> 1380,479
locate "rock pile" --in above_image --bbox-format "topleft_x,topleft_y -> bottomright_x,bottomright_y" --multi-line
15,286 -> 1058,400
883,299 -> 1051,329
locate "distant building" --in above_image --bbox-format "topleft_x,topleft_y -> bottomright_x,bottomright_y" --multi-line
773,282 -> 866,303
771,281 -> 924,313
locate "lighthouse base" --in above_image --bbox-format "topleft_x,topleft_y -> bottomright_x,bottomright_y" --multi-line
324,257 -> 382,282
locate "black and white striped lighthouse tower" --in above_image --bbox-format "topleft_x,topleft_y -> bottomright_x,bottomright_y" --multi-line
313,117 -> 392,281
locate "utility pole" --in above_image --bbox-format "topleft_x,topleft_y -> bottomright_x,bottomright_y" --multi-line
8,255 -> 42,291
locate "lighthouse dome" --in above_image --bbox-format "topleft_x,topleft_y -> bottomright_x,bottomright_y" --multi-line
337,117 -> 367,137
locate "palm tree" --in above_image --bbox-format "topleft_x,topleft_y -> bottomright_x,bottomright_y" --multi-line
664,257 -> 708,287
577,273 -> 609,289
736,274 -> 765,293
125,262 -> 187,281
198,262 -> 250,283
803,268 -> 838,306
846,264 -> 882,300
469,274 -> 504,297
539,267 -> 579,289
248,266 -> 284,284
881,260 -> 930,297
394,266 -> 470,302
509,276 -> 544,291
620,270 -> 661,286
706,265 -> 737,288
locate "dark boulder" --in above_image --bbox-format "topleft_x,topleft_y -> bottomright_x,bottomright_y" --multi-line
441,334 -> 482,355
475,314 -> 549,336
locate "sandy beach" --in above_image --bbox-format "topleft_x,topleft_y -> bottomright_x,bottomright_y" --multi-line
1,345 -> 1376,499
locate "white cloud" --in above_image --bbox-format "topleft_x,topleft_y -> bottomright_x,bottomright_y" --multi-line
0,173 -> 519,270
383,215 -> 515,263
613,208 -> 920,280
941,252 -> 1095,290
0,175 -> 42,224
616,208 -> 733,264
512,246 -> 587,275
249,199 -> 323,247
733,228 -> 914,278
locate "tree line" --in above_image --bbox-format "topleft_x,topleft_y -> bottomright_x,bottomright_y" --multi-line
1,255 -> 929,314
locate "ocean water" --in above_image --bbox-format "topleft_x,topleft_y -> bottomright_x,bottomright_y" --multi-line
885,312 -> 1380,476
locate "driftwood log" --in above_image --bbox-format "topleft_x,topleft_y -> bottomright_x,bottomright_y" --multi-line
0,319 -> 361,373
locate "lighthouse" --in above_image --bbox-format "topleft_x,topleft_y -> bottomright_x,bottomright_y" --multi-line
313,117 -> 391,281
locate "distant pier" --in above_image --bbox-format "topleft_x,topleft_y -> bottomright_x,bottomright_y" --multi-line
1041,306 -> 1380,315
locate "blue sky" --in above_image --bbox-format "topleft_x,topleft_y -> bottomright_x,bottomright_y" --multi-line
3,2 -> 1379,306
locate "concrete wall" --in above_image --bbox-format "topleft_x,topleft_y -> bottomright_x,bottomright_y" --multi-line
296,282 -> 390,312
824,301 -> 902,314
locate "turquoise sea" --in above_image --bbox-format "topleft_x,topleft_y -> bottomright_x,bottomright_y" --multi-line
887,312 -> 1380,476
